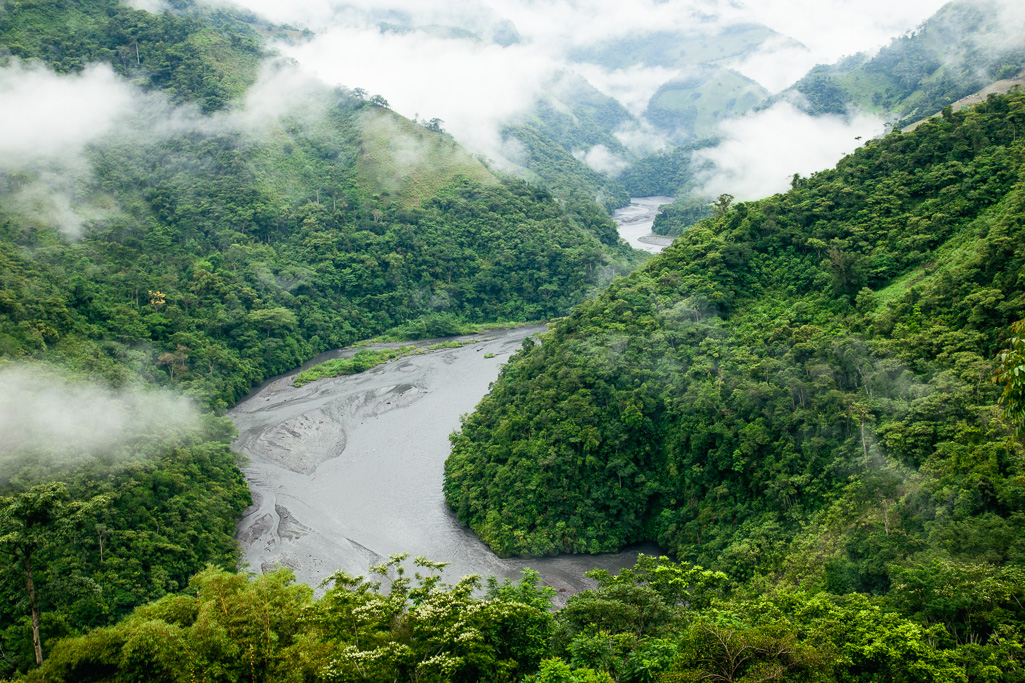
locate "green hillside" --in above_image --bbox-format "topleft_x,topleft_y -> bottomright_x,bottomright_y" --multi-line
566,24 -> 778,144
645,67 -> 769,141
501,74 -> 635,213
503,123 -> 630,215
0,0 -> 263,112
0,2 -> 645,675
354,108 -> 499,208
783,0 -> 1025,126
21,93 -> 1025,683
446,92 -> 1025,585
8,2 -> 1025,681
526,74 -> 634,164
0,1 -> 641,408
548,74 -> 635,138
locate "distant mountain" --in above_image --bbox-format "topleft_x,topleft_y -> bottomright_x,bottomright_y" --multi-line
230,13 -> 789,209
567,23 -> 793,71
644,66 -> 769,142
556,24 -> 787,172
500,73 -> 636,211
623,0 -> 1025,233
779,0 -> 1025,127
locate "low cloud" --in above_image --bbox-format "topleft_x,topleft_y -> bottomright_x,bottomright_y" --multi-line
0,59 -> 338,236
0,0 -> 993,243
573,63 -> 681,119
124,0 -> 168,11
613,123 -> 671,156
0,61 -> 158,237
0,365 -> 200,480
0,61 -> 136,172
217,0 -> 943,63
212,0 -> 720,46
987,0 -> 1025,54
729,35 -> 817,94
2,176 -> 118,238
0,57 -> 336,170
210,0 -> 950,162
937,0 -> 1025,78
226,59 -> 336,132
284,27 -> 557,160
574,145 -> 629,176
733,0 -> 1023,93
696,102 -> 885,200
738,0 -> 949,90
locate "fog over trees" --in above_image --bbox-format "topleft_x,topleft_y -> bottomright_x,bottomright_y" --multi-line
1,0 -> 1025,680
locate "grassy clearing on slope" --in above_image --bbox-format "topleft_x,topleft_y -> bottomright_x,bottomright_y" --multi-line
871,200 -> 998,308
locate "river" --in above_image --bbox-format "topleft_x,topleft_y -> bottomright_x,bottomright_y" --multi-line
612,196 -> 675,253
231,327 -> 661,601
231,199 -> 670,600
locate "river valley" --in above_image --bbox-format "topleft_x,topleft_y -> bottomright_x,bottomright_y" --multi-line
612,196 -> 675,253
231,327 -> 660,601
231,199 -> 670,599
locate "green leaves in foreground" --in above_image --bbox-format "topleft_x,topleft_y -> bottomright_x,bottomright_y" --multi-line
19,553 -> 1025,681
30,557 -> 554,683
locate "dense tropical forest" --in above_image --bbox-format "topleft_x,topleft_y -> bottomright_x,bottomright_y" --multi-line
3,0 -> 1025,680
0,0 -> 640,677
444,91 -> 1025,679
23,551 -> 1008,683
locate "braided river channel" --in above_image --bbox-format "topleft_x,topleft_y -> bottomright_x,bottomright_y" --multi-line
231,198 -> 671,600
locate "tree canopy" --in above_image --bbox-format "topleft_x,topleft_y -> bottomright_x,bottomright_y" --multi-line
446,92 -> 1025,589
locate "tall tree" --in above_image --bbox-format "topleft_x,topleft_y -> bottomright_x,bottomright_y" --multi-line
0,483 -> 105,667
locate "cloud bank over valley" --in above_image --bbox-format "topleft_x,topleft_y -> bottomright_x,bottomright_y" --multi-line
207,0 -> 953,199
0,0 -> 1011,236
696,102 -> 887,200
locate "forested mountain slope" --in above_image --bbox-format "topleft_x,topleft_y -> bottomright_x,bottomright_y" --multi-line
0,0 -> 264,112
782,0 -> 1025,127
446,93 -> 1025,593
0,1 -> 643,675
0,1 -> 641,408
502,81 -> 633,212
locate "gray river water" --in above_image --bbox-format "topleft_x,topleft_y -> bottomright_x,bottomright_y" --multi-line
612,196 -> 675,253
231,199 -> 670,599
